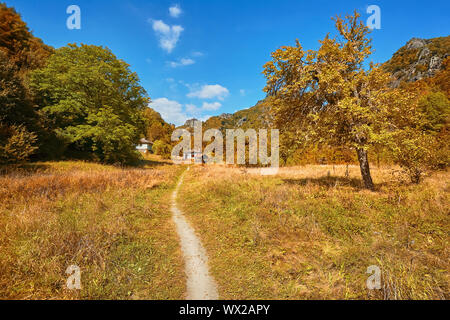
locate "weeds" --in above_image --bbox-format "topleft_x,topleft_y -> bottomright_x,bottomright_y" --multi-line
179,165 -> 449,299
0,159 -> 185,299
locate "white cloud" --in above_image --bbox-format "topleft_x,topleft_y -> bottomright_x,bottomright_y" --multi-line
240,89 -> 246,96
202,102 -> 222,111
169,58 -> 195,68
192,51 -> 204,57
187,84 -> 230,100
185,104 -> 200,114
169,5 -> 182,18
149,98 -> 187,126
151,19 -> 183,53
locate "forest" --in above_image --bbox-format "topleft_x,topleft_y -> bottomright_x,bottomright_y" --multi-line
1,3 -> 449,188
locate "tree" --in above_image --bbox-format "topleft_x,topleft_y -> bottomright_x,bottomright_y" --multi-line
0,3 -> 53,74
0,51 -> 40,163
142,108 -> 174,144
152,140 -> 172,159
30,44 -> 149,164
382,84 -> 449,183
418,91 -> 450,132
0,3 -> 54,162
0,124 -> 37,164
263,12 -> 399,190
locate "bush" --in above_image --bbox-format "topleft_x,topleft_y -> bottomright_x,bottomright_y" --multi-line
387,128 -> 442,183
0,124 -> 38,164
152,140 -> 172,159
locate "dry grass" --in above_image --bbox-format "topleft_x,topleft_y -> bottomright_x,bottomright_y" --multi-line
0,158 -> 186,300
179,164 -> 449,300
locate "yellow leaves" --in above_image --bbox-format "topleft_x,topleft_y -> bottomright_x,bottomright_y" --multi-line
263,11 -> 403,154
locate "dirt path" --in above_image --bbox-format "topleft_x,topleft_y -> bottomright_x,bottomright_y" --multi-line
171,167 -> 219,300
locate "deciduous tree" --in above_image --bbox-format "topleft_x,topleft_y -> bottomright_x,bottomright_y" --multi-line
30,44 -> 149,164
264,12 -> 400,189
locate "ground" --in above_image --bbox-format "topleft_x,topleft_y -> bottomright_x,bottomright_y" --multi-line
178,165 -> 449,300
0,160 -> 448,300
0,157 -> 186,299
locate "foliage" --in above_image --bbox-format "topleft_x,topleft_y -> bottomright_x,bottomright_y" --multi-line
143,108 -> 174,144
386,129 -> 439,183
152,140 -> 172,159
0,124 -> 37,163
379,78 -> 449,182
263,12 -> 400,189
0,3 -> 53,74
383,36 -> 450,76
30,44 -> 149,164
418,91 -> 450,132
0,51 -> 36,128
0,3 -> 55,161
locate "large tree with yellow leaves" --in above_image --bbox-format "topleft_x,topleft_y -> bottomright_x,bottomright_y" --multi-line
263,12 -> 405,190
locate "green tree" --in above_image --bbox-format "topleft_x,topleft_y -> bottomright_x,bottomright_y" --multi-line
418,91 -> 450,132
30,44 -> 149,164
152,140 -> 172,159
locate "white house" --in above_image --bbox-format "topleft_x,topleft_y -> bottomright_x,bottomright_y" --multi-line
136,138 -> 153,154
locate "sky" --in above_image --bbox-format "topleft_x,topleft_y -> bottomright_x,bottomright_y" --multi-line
5,0 -> 450,126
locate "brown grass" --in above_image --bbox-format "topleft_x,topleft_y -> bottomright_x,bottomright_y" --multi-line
178,164 -> 449,300
0,159 -> 186,300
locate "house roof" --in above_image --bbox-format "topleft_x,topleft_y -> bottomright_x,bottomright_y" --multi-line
139,138 -> 153,145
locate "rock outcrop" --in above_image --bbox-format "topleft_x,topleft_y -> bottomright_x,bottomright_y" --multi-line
384,36 -> 449,87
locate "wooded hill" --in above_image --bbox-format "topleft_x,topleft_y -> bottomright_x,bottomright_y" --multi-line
195,35 -> 450,133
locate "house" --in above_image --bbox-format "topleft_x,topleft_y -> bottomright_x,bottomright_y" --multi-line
136,138 -> 153,154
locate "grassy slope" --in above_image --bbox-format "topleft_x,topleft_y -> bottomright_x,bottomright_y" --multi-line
0,158 -> 186,299
179,165 -> 449,300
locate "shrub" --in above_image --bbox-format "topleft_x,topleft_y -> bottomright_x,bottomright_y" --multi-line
152,140 -> 172,159
0,124 -> 38,164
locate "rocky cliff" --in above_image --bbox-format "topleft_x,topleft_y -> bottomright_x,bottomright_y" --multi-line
383,36 -> 449,87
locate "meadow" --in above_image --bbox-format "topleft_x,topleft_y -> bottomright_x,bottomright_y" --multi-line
1,159 -> 448,300
0,158 -> 186,299
178,165 -> 449,300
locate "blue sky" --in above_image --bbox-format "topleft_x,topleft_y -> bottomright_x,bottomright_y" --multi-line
5,0 -> 450,126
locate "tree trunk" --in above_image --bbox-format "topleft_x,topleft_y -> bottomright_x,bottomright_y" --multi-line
356,148 -> 374,190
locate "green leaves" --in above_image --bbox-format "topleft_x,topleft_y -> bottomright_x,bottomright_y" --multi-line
30,44 -> 149,164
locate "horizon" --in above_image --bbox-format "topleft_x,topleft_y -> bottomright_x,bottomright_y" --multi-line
5,0 -> 450,126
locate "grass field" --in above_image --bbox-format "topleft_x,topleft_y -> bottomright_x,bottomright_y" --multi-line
1,159 -> 448,300
178,165 -> 449,300
0,158 -> 186,299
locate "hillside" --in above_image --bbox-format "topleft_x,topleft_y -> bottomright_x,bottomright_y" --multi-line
184,36 -> 449,131
203,99 -> 273,131
180,99 -> 273,132
383,36 -> 450,87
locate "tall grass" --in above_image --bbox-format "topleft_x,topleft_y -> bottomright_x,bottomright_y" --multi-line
179,165 -> 449,300
0,160 -> 186,299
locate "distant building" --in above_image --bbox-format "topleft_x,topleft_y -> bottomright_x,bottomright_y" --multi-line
136,138 -> 153,154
